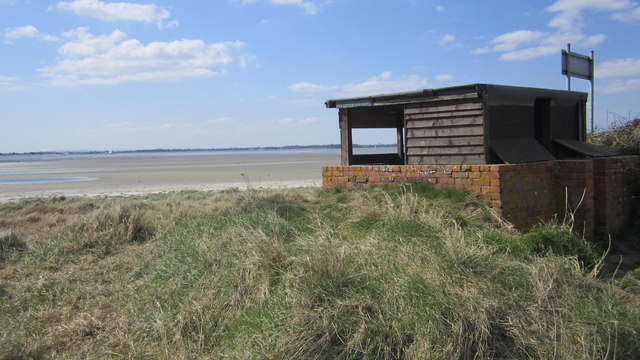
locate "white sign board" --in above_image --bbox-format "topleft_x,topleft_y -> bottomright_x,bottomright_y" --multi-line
562,50 -> 593,81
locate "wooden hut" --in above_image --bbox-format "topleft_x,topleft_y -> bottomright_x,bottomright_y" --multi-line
325,83 -> 614,166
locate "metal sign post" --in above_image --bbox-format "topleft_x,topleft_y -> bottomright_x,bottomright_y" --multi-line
562,43 -> 595,134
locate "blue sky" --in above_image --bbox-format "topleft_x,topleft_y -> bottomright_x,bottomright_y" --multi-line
1,0 -> 639,153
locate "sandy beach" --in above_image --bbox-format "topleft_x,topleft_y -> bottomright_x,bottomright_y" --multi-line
0,151 -> 340,202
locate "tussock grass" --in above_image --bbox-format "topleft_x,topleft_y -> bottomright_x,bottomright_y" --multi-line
1,185 -> 639,359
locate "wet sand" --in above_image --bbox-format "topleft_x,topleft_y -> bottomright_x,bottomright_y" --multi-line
0,152 -> 340,202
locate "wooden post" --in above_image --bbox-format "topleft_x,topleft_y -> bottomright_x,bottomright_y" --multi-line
590,50 -> 595,135
339,109 -> 353,166
396,111 -> 404,165
566,43 -> 571,91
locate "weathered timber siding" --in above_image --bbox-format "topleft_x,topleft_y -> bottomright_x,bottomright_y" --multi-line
405,99 -> 485,165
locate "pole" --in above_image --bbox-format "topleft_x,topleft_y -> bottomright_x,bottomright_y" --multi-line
590,50 -> 595,134
567,43 -> 571,91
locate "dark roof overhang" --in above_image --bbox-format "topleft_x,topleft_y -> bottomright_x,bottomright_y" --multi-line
325,83 -> 588,109
325,84 -> 482,109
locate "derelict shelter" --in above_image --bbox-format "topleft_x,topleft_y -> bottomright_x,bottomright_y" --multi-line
325,83 -> 614,166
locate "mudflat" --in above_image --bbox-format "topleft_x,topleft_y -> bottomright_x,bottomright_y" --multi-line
0,151 -> 340,202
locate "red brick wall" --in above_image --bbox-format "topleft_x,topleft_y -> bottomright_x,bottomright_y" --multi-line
555,160 -> 595,240
322,164 -> 502,208
498,161 -> 558,231
322,156 -> 640,241
592,157 -> 640,240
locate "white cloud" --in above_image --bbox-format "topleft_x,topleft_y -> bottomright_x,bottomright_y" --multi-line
340,72 -> 429,96
437,33 -> 456,46
471,47 -> 490,55
498,46 -> 558,61
54,0 -> 177,28
598,57 -> 640,77
38,28 -> 247,86
472,0 -> 636,61
546,0 -> 634,30
300,116 -> 318,123
490,30 -> 544,51
610,6 -> 640,21
546,0 -> 633,13
1,75 -> 16,87
289,71 -> 430,97
474,11 -> 611,60
472,30 -> 560,60
205,117 -> 236,124
435,5 -> 445,12
492,30 -> 544,44
236,0 -> 320,15
81,120 -> 207,134
599,78 -> 640,94
3,25 -> 59,42
287,98 -> 318,106
238,54 -> 257,68
0,74 -> 28,91
582,33 -> 607,46
288,82 -> 335,92
435,74 -> 455,81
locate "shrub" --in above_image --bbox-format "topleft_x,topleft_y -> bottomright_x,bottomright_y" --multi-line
589,117 -> 640,155
524,225 -> 600,266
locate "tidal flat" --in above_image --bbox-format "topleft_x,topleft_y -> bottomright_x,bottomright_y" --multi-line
0,151 -> 340,202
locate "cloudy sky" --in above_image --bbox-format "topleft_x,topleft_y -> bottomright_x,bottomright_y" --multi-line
1,0 -> 639,152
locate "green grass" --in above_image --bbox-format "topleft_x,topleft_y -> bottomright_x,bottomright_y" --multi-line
1,184 -> 639,359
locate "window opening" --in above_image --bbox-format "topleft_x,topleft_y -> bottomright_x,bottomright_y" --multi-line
351,128 -> 399,155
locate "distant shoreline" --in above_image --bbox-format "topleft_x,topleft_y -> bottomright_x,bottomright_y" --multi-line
1,144 -> 395,157
0,151 -> 341,202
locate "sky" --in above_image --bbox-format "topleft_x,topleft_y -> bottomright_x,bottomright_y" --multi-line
1,0 -> 640,153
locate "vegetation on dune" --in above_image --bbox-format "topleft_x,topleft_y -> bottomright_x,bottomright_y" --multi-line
1,186 -> 639,359
589,117 -> 640,156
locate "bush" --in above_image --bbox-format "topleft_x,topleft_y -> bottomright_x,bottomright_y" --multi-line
524,225 -> 600,266
589,117 -> 640,155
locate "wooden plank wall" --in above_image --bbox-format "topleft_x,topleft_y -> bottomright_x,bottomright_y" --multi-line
405,98 -> 486,165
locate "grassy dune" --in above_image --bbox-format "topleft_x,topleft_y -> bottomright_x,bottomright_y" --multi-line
1,185 -> 639,359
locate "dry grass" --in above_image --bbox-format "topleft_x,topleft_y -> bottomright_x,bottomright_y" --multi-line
1,185 -> 639,359
589,117 -> 640,155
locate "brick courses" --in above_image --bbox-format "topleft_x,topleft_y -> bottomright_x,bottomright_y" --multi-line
322,156 -> 640,241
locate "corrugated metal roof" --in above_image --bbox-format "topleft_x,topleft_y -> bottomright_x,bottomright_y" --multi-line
554,139 -> 617,157
325,84 -> 479,109
325,83 -> 588,109
491,139 -> 555,164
